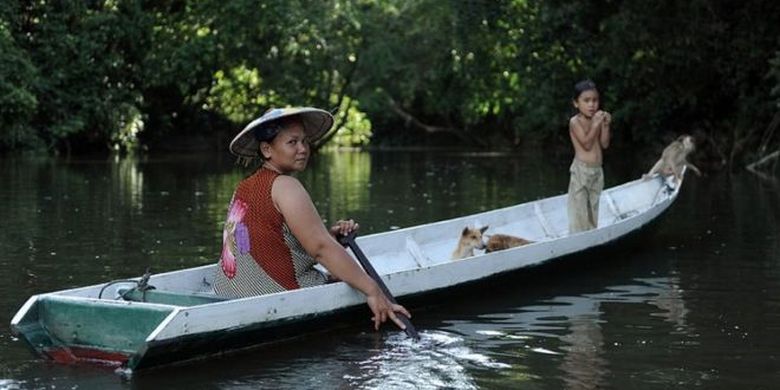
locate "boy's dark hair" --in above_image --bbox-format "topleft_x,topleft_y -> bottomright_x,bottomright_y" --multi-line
573,79 -> 598,100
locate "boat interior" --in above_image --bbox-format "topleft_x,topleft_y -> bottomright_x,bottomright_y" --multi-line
359,176 -> 669,276
44,176 -> 670,306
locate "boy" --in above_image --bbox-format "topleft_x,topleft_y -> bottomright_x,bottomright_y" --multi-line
568,80 -> 611,233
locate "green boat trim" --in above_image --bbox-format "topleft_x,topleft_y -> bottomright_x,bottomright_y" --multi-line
12,294 -> 178,366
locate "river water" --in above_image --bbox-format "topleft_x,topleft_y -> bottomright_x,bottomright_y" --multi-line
0,149 -> 778,389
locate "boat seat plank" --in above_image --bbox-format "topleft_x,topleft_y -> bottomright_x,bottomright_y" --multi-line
406,236 -> 434,267
534,203 -> 557,239
602,191 -> 623,222
535,197 -> 569,237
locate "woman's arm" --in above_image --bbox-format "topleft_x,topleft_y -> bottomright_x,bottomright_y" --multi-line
272,175 -> 411,330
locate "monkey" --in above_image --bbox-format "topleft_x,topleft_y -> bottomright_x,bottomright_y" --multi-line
643,134 -> 702,183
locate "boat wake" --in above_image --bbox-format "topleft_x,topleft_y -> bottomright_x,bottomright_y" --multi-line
344,330 -> 509,389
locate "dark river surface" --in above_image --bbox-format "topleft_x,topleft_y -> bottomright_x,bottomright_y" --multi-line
0,148 -> 778,389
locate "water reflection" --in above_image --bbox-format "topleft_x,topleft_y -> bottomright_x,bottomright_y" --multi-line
559,311 -> 607,389
304,150 -> 573,233
307,151 -> 373,224
557,277 -> 688,389
441,275 -> 692,389
113,154 -> 145,211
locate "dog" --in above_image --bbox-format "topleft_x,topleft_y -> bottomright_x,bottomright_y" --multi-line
485,233 -> 534,253
643,134 -> 702,183
451,226 -> 487,260
452,226 -> 533,260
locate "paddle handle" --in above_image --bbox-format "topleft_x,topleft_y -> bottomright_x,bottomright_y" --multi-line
339,231 -> 420,340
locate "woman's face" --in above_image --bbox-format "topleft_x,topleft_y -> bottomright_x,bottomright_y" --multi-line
573,89 -> 600,118
260,119 -> 310,174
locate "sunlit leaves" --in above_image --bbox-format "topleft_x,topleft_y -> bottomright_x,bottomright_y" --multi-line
329,97 -> 372,147
206,66 -> 280,124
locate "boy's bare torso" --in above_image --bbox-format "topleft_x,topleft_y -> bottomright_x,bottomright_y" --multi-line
569,115 -> 604,166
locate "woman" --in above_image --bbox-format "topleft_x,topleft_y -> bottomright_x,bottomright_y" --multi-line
214,107 -> 411,331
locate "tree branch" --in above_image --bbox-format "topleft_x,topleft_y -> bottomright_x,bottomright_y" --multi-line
386,95 -> 482,145
758,111 -> 780,156
746,149 -> 779,171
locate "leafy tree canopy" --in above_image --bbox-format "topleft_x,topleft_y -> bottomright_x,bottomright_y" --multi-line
1,0 -> 778,168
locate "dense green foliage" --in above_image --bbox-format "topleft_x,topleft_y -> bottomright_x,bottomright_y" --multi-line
1,0 -> 778,167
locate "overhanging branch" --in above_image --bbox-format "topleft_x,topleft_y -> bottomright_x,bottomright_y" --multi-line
386,95 -> 482,145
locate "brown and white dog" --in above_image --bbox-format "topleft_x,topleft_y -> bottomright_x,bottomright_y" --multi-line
452,226 -> 533,260
485,233 -> 533,253
451,226 -> 487,260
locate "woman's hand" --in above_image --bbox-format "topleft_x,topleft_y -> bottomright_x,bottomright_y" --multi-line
365,290 -> 412,331
329,218 -> 359,238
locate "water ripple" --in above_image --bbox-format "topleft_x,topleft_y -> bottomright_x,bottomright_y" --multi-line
345,330 -> 509,389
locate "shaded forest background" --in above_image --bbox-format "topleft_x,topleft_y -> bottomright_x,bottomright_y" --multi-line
1,0 -> 779,170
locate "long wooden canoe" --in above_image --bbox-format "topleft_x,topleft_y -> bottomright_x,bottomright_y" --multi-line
10,172 -> 686,374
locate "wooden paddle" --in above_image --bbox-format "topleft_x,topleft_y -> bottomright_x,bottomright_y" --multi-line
338,231 -> 420,340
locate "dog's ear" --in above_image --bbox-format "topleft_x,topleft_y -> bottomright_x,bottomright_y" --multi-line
479,225 -> 489,234
461,227 -> 470,236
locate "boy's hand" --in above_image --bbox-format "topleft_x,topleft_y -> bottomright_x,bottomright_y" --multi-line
592,111 -> 606,126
